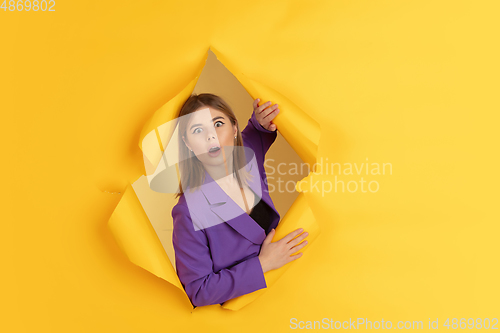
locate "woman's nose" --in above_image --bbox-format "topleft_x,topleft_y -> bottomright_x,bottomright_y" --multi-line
206,130 -> 216,141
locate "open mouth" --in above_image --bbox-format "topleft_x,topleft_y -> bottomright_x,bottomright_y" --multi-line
208,145 -> 221,157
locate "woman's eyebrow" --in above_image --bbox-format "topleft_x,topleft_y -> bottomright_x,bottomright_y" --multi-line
189,116 -> 225,131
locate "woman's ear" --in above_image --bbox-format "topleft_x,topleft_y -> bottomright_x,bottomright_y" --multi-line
182,135 -> 191,151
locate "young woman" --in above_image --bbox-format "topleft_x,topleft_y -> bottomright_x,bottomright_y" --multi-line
171,93 -> 309,307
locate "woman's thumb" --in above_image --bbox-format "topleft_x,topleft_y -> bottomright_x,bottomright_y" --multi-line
264,228 -> 275,244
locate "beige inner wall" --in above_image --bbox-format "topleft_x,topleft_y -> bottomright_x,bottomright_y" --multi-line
132,49 -> 308,270
193,49 -> 306,216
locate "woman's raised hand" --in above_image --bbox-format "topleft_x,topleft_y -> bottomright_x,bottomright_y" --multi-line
258,228 -> 309,273
253,98 -> 280,131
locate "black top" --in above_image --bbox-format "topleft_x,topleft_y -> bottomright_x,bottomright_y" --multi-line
248,196 -> 274,235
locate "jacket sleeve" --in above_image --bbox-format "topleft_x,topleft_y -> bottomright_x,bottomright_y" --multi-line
172,202 -> 267,307
241,109 -> 278,167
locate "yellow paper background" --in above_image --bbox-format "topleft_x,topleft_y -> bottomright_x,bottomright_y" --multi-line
108,46 -> 322,311
2,0 -> 499,332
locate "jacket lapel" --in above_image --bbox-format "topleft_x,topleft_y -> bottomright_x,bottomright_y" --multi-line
201,152 -> 275,244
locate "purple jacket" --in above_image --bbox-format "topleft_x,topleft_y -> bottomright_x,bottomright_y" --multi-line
172,110 -> 280,307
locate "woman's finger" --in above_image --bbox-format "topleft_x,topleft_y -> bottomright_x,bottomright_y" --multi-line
256,101 -> 272,114
289,239 -> 308,253
257,106 -> 279,130
253,98 -> 260,110
281,228 -> 305,244
287,252 -> 303,263
261,104 -> 279,120
288,231 -> 309,247
263,228 -> 275,245
264,109 -> 279,126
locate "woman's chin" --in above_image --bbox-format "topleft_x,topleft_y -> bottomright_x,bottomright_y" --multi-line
200,153 -> 234,167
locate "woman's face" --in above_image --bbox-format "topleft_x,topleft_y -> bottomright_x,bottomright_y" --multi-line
182,106 -> 237,168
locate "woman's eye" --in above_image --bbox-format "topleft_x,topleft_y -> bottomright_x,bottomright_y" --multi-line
192,121 -> 223,134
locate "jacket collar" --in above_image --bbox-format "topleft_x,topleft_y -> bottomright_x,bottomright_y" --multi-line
199,149 -> 274,244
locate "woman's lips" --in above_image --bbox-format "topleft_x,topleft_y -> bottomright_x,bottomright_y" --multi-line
208,145 -> 221,157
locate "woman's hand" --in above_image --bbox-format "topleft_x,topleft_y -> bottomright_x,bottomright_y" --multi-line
258,228 -> 309,273
253,98 -> 280,131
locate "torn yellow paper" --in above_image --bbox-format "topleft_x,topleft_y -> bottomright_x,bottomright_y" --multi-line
108,183 -> 183,291
108,47 -> 322,310
222,192 -> 320,310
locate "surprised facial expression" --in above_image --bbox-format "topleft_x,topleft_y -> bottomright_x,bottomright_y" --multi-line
182,107 -> 237,168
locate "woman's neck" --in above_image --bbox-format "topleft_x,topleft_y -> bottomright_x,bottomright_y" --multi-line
204,161 -> 235,185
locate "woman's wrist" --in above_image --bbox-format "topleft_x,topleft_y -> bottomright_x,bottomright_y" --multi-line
258,256 -> 269,274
